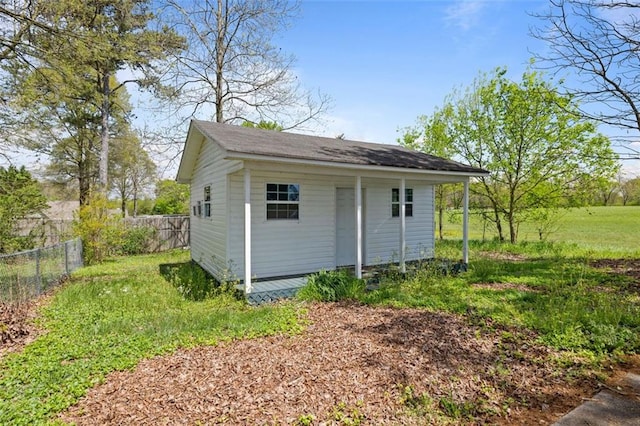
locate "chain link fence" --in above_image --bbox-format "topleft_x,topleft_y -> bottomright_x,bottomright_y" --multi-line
0,238 -> 83,303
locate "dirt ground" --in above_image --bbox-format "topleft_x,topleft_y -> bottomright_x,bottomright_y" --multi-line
3,259 -> 640,425
590,258 -> 640,290
59,303 -> 600,425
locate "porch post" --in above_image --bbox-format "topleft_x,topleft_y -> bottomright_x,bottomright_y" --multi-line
355,175 -> 362,279
400,177 -> 406,273
244,167 -> 252,294
462,179 -> 469,264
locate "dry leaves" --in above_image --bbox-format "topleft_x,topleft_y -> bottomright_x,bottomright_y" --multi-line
61,303 -> 595,425
0,299 -> 42,358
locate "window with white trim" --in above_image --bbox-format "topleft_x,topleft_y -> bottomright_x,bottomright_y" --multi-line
266,183 -> 299,220
392,188 -> 413,217
204,185 -> 211,217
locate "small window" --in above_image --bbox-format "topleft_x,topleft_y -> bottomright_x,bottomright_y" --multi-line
266,183 -> 299,220
392,188 -> 413,217
204,185 -> 211,217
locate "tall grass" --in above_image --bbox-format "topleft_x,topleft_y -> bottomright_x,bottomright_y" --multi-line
0,250 -> 303,425
297,269 -> 365,302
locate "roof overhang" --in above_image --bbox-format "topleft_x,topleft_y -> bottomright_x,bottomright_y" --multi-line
225,151 -> 489,182
176,120 -> 490,184
176,121 -> 229,184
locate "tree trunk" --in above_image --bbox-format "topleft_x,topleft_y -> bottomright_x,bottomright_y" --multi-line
133,182 -> 139,217
508,213 -> 518,244
78,175 -> 90,206
215,0 -> 225,123
438,205 -> 444,240
98,71 -> 110,193
121,196 -> 126,217
493,207 -> 504,241
78,158 -> 91,206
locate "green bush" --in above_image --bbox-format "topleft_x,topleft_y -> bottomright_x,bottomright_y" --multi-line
163,261 -> 241,301
297,269 -> 365,302
72,195 -> 123,264
119,226 -> 156,255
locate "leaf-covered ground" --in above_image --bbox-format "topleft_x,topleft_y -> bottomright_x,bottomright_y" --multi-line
4,255 -> 640,425
0,299 -> 42,358
60,303 -> 598,425
590,259 -> 640,291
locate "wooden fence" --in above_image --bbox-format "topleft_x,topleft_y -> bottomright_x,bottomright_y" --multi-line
17,216 -> 190,251
124,216 -> 190,252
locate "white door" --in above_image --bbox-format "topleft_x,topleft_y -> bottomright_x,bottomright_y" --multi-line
336,188 -> 356,266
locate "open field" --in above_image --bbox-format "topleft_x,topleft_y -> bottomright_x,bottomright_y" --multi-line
442,206 -> 640,253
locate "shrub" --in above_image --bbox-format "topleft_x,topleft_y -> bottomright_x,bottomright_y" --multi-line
119,226 -> 156,255
297,269 -> 365,302
163,261 -> 241,301
72,195 -> 123,265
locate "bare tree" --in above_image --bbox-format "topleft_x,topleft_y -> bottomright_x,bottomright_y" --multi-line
531,0 -> 640,159
163,0 -> 330,129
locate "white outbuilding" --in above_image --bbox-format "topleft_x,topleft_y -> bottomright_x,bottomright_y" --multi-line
176,120 -> 489,301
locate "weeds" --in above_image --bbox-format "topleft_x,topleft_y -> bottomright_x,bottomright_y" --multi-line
365,240 -> 640,358
0,250 -> 303,425
297,269 -> 365,302
332,401 -> 365,425
161,261 -> 241,301
438,395 -> 476,419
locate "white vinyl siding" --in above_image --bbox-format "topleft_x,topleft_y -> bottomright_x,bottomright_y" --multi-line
225,172 -> 435,280
189,137 -> 240,279
187,142 -> 436,282
365,182 -> 434,265
228,171 -> 357,280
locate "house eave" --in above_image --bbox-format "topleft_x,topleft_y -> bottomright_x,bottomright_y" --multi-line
224,152 -> 489,180
176,121 -> 229,184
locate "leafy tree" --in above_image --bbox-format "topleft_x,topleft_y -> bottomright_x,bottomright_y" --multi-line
620,176 -> 640,206
411,67 -> 618,243
4,0 -> 184,194
531,0 -> 640,160
110,130 -> 157,217
163,0 -> 330,129
0,1 -> 54,62
15,74 -> 134,206
0,166 -> 48,253
401,110 -> 460,240
593,177 -> 619,206
241,120 -> 284,131
152,180 -> 189,215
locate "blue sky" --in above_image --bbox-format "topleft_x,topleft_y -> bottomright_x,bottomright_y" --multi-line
275,0 -> 639,175
6,0 -> 638,177
280,0 -> 549,143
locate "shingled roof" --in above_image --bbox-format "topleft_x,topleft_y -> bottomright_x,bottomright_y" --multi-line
179,120 -> 488,179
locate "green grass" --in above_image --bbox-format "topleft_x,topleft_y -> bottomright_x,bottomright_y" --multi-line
2,206 -> 639,424
0,250 -> 303,425
441,206 -> 640,253
363,239 -> 640,359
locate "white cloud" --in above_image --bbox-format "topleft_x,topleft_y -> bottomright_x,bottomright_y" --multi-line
444,0 -> 486,31
621,160 -> 640,178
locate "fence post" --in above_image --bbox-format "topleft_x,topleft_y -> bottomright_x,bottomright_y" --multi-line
64,240 -> 69,275
35,248 -> 42,296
